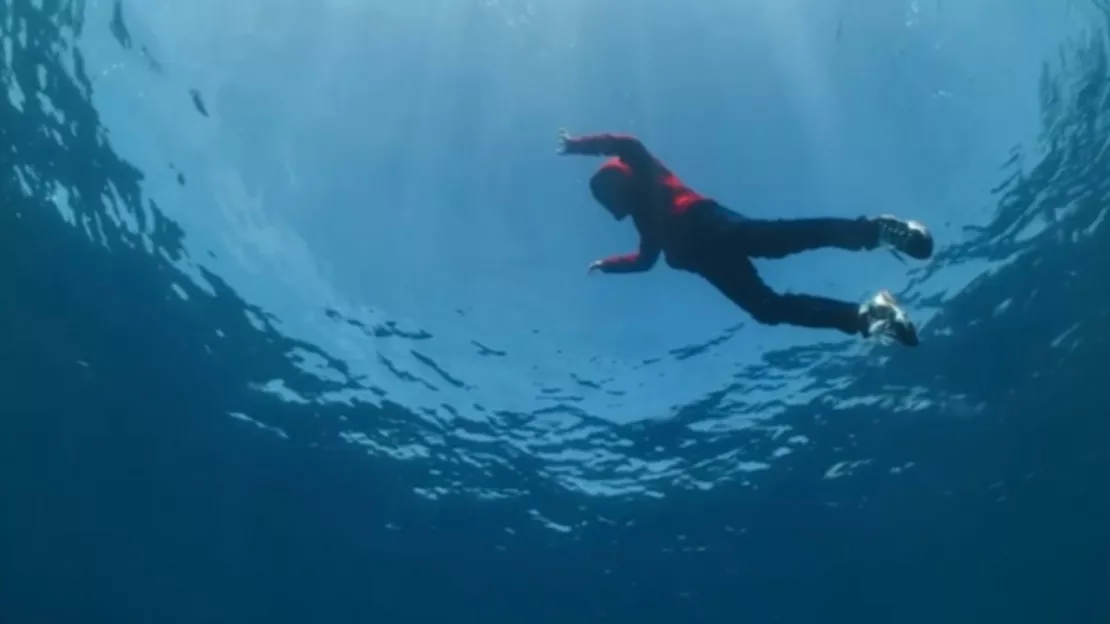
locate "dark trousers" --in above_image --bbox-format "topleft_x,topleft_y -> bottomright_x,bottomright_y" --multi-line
689,204 -> 882,336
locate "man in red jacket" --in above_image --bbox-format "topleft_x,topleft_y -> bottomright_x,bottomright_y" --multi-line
558,129 -> 932,346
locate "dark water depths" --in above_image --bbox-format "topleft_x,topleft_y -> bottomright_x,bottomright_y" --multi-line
1,1 -> 1108,623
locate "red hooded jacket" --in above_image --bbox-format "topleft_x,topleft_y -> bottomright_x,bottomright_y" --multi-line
566,133 -> 710,273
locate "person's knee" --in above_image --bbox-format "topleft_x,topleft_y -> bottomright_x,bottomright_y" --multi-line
745,295 -> 787,326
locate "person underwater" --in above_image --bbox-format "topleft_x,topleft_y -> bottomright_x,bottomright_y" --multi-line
557,129 -> 933,346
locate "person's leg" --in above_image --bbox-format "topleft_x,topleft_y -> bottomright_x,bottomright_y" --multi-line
721,215 -> 881,259
702,258 -> 867,335
706,205 -> 933,260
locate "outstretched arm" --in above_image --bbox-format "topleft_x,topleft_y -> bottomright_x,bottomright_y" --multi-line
589,239 -> 661,274
558,129 -> 654,168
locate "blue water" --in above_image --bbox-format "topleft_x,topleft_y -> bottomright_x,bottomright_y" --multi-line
1,0 -> 1108,622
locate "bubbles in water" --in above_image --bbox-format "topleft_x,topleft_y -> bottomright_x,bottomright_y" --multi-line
482,0 -> 538,28
905,1 -> 921,28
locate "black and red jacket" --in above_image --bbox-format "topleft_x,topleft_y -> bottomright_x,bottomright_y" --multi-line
565,133 -> 713,273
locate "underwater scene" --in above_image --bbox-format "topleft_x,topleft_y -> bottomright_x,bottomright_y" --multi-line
1,0 -> 1107,622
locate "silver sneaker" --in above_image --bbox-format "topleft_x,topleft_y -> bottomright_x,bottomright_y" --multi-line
860,290 -> 919,346
875,214 -> 934,260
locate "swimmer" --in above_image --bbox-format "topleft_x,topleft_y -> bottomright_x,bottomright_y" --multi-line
558,129 -> 932,345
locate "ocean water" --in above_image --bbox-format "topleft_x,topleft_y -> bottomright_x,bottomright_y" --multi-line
1,0 -> 1108,622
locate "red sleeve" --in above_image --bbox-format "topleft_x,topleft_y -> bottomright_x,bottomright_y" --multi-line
564,133 -> 653,168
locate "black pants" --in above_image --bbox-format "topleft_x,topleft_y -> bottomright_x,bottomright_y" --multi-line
689,203 -> 882,336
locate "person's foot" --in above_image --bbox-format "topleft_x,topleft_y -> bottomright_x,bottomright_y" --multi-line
874,214 -> 933,260
860,290 -> 919,346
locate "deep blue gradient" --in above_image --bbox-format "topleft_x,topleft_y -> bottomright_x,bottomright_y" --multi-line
1,0 -> 1107,622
